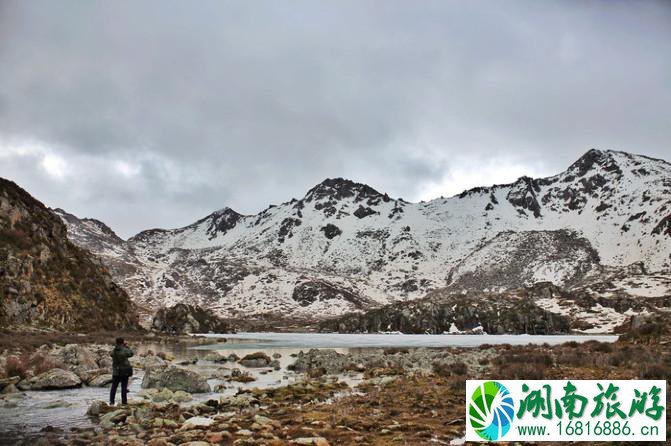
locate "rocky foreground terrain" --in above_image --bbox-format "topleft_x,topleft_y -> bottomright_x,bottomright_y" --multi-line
53,149 -> 671,330
0,316 -> 668,445
0,178 -> 138,331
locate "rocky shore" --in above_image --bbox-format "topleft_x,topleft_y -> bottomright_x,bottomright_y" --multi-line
1,319 -> 669,445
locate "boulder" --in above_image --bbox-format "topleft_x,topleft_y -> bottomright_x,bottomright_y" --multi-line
0,376 -> 20,391
172,390 -> 193,403
290,349 -> 347,374
86,400 -> 109,417
99,409 -> 128,429
239,352 -> 271,368
18,368 -> 82,390
89,374 -> 113,387
1,383 -> 19,394
78,368 -> 108,384
151,304 -> 232,334
141,366 -> 211,393
133,354 -> 167,370
220,393 -> 257,408
151,388 -> 174,402
203,352 -> 226,362
180,416 -> 215,429
57,344 -> 98,370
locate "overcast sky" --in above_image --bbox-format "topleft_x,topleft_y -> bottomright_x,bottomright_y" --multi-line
1,0 -> 670,238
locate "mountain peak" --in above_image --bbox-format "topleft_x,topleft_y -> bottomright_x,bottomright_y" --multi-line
305,178 -> 390,204
567,148 -> 622,177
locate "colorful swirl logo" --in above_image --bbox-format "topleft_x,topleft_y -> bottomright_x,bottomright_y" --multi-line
468,381 -> 515,441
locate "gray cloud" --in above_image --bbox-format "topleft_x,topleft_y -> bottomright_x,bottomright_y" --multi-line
1,0 -> 670,237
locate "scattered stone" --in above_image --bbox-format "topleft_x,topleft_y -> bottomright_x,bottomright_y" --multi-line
0,384 -> 19,394
180,416 -> 214,429
142,366 -> 211,393
42,399 -> 73,409
239,352 -> 271,367
89,374 -> 113,387
99,409 -> 128,429
205,431 -> 232,443
220,393 -> 258,408
203,352 -> 225,362
0,376 -> 20,391
17,368 -> 82,390
172,390 -> 193,403
293,437 -> 330,446
152,388 -> 175,402
86,400 -> 109,417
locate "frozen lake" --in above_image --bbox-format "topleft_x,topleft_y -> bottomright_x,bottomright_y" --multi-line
194,332 -> 619,350
0,333 -> 618,444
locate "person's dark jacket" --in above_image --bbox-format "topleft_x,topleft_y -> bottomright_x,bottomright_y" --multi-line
111,345 -> 134,377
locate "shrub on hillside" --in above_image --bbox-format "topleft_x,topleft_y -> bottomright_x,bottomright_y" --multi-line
5,355 -> 28,379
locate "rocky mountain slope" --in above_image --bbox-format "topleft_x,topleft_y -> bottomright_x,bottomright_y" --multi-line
0,179 -> 139,331
54,149 -> 671,329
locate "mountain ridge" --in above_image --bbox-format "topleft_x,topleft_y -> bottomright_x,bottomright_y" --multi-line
0,179 -> 139,331
47,148 -> 671,329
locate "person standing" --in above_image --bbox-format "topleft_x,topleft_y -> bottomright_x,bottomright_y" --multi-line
110,337 -> 133,405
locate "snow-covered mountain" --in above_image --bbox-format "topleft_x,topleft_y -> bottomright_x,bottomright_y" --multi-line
54,149 -> 671,325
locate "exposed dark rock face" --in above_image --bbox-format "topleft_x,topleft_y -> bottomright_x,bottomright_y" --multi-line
278,218 -> 302,243
320,285 -> 571,335
353,205 -> 378,219
304,178 -> 390,206
652,214 -> 671,237
447,229 -> 601,291
320,224 -> 342,239
0,178 -> 139,331
201,208 -> 242,239
506,176 -> 542,217
151,303 -> 232,334
292,280 -> 367,308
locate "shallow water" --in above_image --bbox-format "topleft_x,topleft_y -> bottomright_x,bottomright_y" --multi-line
0,333 -> 617,444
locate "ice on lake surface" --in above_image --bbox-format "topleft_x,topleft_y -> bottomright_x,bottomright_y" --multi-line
194,332 -> 619,350
0,333 -> 617,444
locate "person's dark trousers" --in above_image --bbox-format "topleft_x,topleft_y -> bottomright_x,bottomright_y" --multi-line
110,375 -> 129,405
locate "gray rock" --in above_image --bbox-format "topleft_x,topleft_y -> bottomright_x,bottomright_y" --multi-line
0,384 -> 19,394
99,409 -> 128,429
239,352 -> 271,368
86,400 -> 109,417
18,369 -> 82,390
0,377 -> 20,392
89,374 -> 113,387
141,366 -> 211,393
203,352 -> 225,362
181,416 -> 214,428
151,303 -> 232,334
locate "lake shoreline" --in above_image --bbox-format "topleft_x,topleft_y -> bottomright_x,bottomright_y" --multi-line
0,322 -> 667,445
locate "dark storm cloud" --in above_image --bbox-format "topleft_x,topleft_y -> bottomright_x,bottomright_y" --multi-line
1,0 -> 670,237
